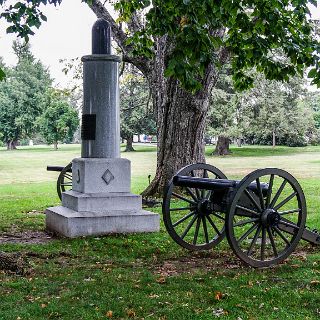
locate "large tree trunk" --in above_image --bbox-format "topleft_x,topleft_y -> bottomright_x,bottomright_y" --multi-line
213,136 -> 232,155
6,139 -> 17,150
124,135 -> 135,152
141,84 -> 207,196
142,48 -> 218,196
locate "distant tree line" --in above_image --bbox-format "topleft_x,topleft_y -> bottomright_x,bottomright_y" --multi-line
207,68 -> 320,155
0,42 -> 79,150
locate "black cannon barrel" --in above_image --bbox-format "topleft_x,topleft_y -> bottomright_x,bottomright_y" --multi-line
173,175 -> 269,195
47,165 -> 72,173
173,175 -> 237,190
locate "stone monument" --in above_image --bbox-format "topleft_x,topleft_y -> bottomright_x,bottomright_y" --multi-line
46,19 -> 159,237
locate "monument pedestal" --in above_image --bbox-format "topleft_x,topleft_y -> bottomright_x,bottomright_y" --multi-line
45,158 -> 159,238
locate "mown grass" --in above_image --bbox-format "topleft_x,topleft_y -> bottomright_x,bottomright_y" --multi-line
0,144 -> 320,319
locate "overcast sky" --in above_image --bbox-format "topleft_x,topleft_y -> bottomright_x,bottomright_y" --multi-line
0,1 -> 319,88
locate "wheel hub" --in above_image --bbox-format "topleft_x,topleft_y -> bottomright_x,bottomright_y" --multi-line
261,209 -> 280,227
197,199 -> 213,216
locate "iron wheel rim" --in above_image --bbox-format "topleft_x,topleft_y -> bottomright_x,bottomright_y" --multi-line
226,168 -> 306,268
163,163 -> 227,250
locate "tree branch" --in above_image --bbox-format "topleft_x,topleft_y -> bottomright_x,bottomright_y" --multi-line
87,0 -> 152,75
88,0 -> 130,54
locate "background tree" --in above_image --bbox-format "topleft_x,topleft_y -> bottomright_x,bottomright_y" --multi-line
207,70 -> 251,155
0,42 -> 52,149
2,0 -> 320,195
37,89 -> 79,150
244,75 -> 314,147
207,72 -> 317,150
120,66 -> 156,151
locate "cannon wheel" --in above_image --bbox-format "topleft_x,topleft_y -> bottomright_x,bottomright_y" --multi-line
226,168 -> 306,268
163,163 -> 228,250
57,162 -> 72,200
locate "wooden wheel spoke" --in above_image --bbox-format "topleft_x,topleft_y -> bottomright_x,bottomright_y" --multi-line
205,190 -> 212,199
233,217 -> 259,227
266,174 -> 274,207
211,212 -> 225,220
193,217 -> 201,244
172,192 -> 196,205
273,226 -> 290,246
261,227 -> 266,261
172,211 -> 195,227
247,225 -> 262,256
186,187 -> 198,202
274,192 -> 297,211
181,214 -> 198,239
236,205 -> 259,216
256,178 -> 265,210
64,173 -> 72,180
170,206 -> 195,212
206,215 -> 221,235
238,223 -> 259,243
202,216 -> 209,243
244,189 -> 262,212
270,180 -> 287,208
267,227 -> 278,258
60,183 -> 72,186
278,208 -> 301,215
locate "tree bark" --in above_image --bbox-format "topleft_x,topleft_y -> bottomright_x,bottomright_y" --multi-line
53,142 -> 58,150
272,129 -> 276,148
213,136 -> 232,155
142,76 -> 213,196
124,135 -> 135,152
6,140 -> 17,150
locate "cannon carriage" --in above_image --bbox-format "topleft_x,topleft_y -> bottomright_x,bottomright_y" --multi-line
47,161 -> 319,267
163,163 -> 320,267
47,163 -> 72,200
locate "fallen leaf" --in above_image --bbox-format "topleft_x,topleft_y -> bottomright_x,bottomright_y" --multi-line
106,310 -> 113,318
127,309 -> 136,318
310,280 -> 320,285
214,291 -> 223,300
156,277 -> 166,284
41,303 -> 47,308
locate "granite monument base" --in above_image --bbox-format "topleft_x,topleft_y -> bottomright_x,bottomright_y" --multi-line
45,158 -> 160,237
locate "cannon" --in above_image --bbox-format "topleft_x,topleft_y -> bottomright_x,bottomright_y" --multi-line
47,162 -> 72,200
163,163 -> 320,267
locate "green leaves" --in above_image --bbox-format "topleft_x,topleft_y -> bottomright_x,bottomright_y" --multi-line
0,68 -> 6,81
113,0 -> 320,92
308,68 -> 318,78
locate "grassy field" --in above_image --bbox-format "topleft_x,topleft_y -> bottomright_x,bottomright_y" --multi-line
0,144 -> 320,319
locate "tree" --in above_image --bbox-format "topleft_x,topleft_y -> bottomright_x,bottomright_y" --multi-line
208,71 -> 317,150
2,0 -> 320,195
0,42 -> 52,149
120,66 -> 156,151
244,75 -> 315,147
37,89 -> 79,149
207,69 -> 251,155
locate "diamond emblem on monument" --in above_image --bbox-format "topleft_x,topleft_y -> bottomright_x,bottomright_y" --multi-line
102,169 -> 115,185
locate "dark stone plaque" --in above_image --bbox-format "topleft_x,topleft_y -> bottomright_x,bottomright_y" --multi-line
81,114 -> 96,140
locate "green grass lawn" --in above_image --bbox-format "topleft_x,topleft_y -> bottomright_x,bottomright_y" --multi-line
0,144 -> 320,319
